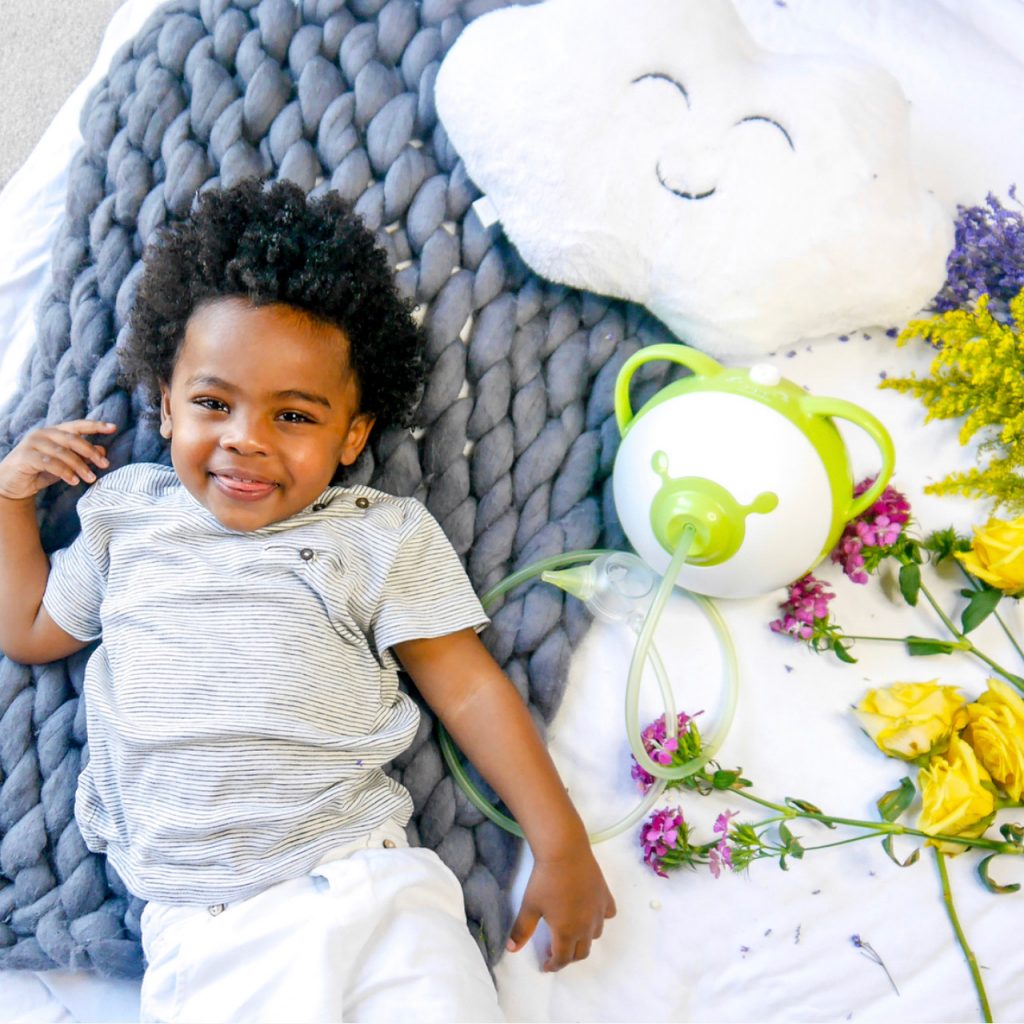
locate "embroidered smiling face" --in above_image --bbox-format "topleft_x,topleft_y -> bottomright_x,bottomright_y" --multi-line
435,0 -> 950,357
631,71 -> 795,203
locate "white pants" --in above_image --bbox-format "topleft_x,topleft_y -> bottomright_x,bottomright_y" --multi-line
139,822 -> 503,1023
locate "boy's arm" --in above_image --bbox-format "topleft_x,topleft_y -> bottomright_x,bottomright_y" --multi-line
393,627 -> 616,972
0,419 -> 115,664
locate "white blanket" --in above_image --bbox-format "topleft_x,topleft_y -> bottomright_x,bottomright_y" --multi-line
2,2 -> 1023,1021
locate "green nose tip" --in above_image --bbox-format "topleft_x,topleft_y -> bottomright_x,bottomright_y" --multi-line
649,451 -> 778,566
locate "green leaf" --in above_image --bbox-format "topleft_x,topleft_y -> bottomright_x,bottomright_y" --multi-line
778,823 -> 793,846
960,586 -> 1003,634
881,834 -> 920,867
898,563 -> 921,606
1000,822 -> 1024,846
876,777 -> 916,822
832,637 -> 857,664
786,797 -> 824,816
978,854 -> 1021,894
905,636 -> 958,656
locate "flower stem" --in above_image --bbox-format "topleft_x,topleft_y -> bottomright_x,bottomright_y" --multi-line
918,579 -> 962,637
957,565 -> 1024,666
917,580 -> 1024,692
727,788 -> 1021,855
840,633 -> 920,644
933,848 -> 993,1023
800,832 -> 886,852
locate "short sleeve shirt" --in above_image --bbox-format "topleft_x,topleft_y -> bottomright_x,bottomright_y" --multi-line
43,464 -> 488,905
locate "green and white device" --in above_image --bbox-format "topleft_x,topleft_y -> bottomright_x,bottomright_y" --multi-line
612,344 -> 895,598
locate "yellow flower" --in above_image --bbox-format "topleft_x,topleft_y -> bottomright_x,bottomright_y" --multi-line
955,516 -> 1024,593
918,734 -> 996,852
961,679 -> 1024,803
854,682 -> 965,761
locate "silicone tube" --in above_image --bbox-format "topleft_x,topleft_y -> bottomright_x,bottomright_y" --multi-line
437,537 -> 741,843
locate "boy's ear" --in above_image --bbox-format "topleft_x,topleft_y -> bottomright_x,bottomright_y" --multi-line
339,412 -> 375,467
159,383 -> 173,439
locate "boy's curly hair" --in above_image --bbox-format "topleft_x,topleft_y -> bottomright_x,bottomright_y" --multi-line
120,178 -> 425,431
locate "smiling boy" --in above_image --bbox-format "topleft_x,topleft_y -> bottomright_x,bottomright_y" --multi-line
0,180 -> 613,1022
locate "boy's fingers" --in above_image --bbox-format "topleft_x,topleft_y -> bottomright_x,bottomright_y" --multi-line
51,430 -> 109,465
506,905 -> 540,952
543,933 -> 575,972
61,419 -> 117,434
34,442 -> 97,483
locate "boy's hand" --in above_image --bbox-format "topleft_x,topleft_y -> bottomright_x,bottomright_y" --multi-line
507,844 -> 616,972
0,420 -> 116,500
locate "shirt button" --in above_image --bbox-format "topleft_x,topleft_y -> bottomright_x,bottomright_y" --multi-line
382,838 -> 396,849
355,496 -> 370,509
208,904 -> 225,916
299,548 -> 314,561
312,502 -> 326,512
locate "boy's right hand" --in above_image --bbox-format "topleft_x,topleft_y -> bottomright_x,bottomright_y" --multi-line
0,420 -> 116,500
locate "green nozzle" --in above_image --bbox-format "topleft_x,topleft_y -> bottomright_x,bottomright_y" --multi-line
649,452 -> 778,566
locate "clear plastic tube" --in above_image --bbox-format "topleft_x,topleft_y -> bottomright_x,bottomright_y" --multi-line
438,537 -> 742,843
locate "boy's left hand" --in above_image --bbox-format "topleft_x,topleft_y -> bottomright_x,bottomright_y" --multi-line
507,846 -> 616,971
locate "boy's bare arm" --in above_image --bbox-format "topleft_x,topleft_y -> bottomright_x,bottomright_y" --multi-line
0,420 -> 115,664
394,628 -> 616,972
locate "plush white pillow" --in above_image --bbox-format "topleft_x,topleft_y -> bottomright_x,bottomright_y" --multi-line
435,0 -> 952,359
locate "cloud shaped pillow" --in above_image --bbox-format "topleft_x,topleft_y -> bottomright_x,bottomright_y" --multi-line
435,0 -> 952,358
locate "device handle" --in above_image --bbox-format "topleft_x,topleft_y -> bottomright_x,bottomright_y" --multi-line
801,396 -> 896,519
614,343 -> 723,434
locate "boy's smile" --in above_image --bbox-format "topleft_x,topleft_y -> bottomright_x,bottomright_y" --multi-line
160,299 -> 374,532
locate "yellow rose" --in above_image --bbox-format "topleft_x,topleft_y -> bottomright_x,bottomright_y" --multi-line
918,734 -> 996,852
961,678 -> 1024,803
854,681 -> 965,761
955,515 -> 1024,593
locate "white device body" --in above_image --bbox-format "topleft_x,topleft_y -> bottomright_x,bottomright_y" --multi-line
612,392 -> 833,598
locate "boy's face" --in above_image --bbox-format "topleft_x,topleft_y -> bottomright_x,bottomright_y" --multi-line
159,298 -> 374,532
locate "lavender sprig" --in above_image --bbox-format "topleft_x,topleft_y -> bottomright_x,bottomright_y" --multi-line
933,187 -> 1024,317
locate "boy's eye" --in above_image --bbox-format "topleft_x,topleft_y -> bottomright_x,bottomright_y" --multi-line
279,410 -> 314,424
194,397 -> 228,412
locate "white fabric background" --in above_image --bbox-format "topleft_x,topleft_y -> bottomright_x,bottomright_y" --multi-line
1,1 -> 1023,1021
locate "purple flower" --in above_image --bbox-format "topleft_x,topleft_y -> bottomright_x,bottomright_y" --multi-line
630,711 -> 698,792
769,573 -> 836,640
933,187 -> 1024,315
713,811 -> 738,835
708,838 -> 734,879
640,807 -> 686,877
830,479 -> 911,583
708,811 -> 739,878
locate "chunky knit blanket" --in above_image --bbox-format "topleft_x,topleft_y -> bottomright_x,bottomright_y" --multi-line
0,0 -> 678,977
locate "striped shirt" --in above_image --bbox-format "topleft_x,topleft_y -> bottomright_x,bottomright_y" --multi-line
42,464 -> 487,905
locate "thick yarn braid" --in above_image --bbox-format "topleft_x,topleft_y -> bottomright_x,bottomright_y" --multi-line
0,0 -> 677,977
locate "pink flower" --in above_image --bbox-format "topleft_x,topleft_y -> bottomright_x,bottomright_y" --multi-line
640,807 -> 686,877
713,811 -> 738,835
770,573 -> 836,641
708,839 -> 734,879
831,479 -> 911,583
630,711 -> 697,792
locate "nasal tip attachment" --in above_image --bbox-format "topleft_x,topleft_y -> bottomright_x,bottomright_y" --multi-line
542,552 -> 659,627
649,452 -> 777,566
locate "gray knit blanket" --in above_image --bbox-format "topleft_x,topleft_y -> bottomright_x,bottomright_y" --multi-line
0,0 -> 678,977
